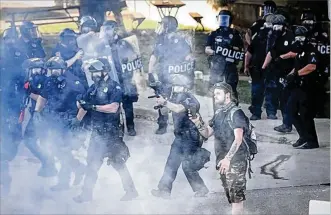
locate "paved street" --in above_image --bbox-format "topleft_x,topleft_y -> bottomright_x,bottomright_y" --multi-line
1,115 -> 330,214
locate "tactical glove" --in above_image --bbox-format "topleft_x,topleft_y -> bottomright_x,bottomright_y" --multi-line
285,70 -> 298,84
79,100 -> 95,111
70,117 -> 81,129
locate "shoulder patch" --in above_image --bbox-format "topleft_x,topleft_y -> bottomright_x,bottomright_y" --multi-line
116,86 -> 121,90
284,41 -> 288,46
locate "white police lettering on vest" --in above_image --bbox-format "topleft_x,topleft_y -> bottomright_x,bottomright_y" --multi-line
215,46 -> 244,61
168,61 -> 195,74
318,45 -> 330,55
121,58 -> 143,73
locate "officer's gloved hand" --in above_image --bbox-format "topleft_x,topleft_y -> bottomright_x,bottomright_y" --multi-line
285,70 -> 298,84
78,100 -> 94,111
70,117 -> 81,129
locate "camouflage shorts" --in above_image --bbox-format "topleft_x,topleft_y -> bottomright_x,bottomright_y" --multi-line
220,160 -> 248,204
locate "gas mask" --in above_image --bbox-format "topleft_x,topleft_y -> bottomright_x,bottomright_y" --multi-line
61,36 -> 77,48
49,68 -> 63,77
292,36 -> 306,53
91,71 -> 107,84
302,20 -> 315,32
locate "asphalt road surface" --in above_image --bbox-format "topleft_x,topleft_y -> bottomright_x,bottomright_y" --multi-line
1,119 -> 330,214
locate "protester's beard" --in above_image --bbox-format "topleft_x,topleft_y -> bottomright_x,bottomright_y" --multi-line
215,94 -> 226,106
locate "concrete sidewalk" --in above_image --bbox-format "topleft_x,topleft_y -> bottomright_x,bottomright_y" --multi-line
133,89 -> 330,147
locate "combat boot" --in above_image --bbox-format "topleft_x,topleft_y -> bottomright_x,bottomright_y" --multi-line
73,191 -> 93,203
120,189 -> 139,201
274,124 -> 292,133
37,163 -> 58,177
250,115 -> 261,121
155,127 -> 167,135
50,183 -> 70,192
292,138 -> 306,148
295,142 -> 319,149
151,189 -> 171,199
127,128 -> 137,136
194,187 -> 209,198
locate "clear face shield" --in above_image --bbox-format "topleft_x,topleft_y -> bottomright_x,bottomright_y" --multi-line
170,74 -> 192,92
81,26 -> 93,34
262,5 -> 275,17
155,22 -> 165,35
62,36 -> 77,47
100,25 -> 117,42
273,24 -> 284,31
217,15 -> 230,28
29,27 -> 41,39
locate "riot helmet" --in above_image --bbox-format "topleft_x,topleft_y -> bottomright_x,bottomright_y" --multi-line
45,56 -> 67,77
292,25 -> 308,52
22,58 -> 46,76
272,14 -> 286,31
262,1 -> 277,18
19,21 -> 41,40
59,28 -> 77,47
155,16 -> 178,35
300,10 -> 316,32
80,16 -> 97,34
86,58 -> 110,83
217,10 -> 233,28
2,28 -> 18,45
100,20 -> 118,43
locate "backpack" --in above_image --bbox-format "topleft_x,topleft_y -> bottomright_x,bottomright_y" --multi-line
227,106 -> 257,178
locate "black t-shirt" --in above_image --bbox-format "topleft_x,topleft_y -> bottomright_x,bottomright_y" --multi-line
211,107 -> 248,162
270,30 -> 295,76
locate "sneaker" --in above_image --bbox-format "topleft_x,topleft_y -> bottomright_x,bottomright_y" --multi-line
127,128 -> 137,136
151,189 -> 171,199
292,138 -> 306,148
155,127 -> 167,135
267,114 -> 278,120
50,183 -> 70,192
37,164 -> 58,177
73,192 -> 93,203
194,188 -> 209,197
296,142 -> 319,149
274,124 -> 292,133
250,115 -> 261,121
120,190 -> 139,201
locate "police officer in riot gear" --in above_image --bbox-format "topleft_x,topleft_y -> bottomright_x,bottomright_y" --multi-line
301,10 -> 330,117
34,56 -> 86,191
151,62 -> 209,199
206,9 -> 244,108
149,16 -> 193,134
22,58 -> 58,177
0,27 -> 27,196
53,28 -> 88,89
18,21 -> 46,58
261,15 -> 295,132
285,26 -> 319,149
245,1 -> 277,45
73,58 -> 138,203
79,16 -> 98,34
97,20 -> 138,136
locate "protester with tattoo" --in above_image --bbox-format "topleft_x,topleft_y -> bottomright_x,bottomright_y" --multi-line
189,82 -> 249,215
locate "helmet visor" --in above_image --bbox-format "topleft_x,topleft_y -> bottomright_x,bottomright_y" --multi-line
100,25 -> 116,40
29,27 -> 41,39
155,22 -> 165,35
218,15 -> 230,27
263,5 -> 275,16
81,26 -> 93,34
295,36 -> 306,42
49,68 -> 63,76
273,24 -> 283,31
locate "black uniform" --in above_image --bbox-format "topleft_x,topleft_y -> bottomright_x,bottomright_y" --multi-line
269,30 -> 295,128
308,29 -> 330,117
153,33 -> 192,129
207,27 -> 244,104
155,92 -> 209,196
38,72 -> 86,189
288,43 -> 319,148
75,78 -> 137,202
0,33 -> 27,196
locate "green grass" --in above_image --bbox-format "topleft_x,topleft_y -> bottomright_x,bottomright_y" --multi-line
237,80 -> 251,104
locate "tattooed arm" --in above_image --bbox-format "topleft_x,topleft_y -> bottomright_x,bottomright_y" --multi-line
225,128 -> 244,160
